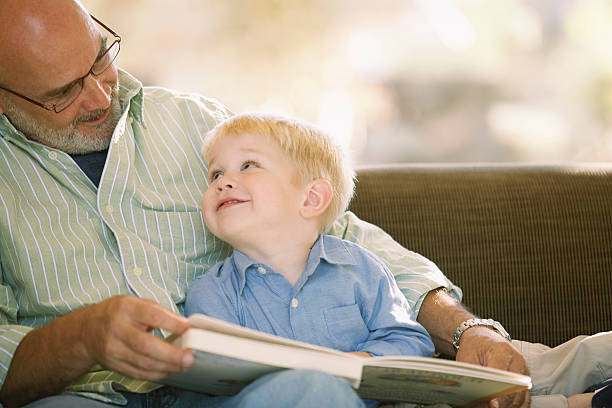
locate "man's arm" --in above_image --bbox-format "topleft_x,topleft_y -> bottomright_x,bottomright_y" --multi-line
0,295 -> 193,407
416,287 -> 473,356
418,288 -> 530,408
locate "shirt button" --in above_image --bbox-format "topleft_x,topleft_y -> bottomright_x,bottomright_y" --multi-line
257,266 -> 266,275
105,205 -> 114,214
133,266 -> 143,277
48,151 -> 58,160
291,298 -> 299,308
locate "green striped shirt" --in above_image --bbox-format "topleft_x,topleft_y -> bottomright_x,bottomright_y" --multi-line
0,70 -> 461,404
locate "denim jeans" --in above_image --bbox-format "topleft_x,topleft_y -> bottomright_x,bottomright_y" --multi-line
23,369 -> 366,408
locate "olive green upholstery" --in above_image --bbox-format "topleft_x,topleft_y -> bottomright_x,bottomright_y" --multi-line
349,163 -> 612,347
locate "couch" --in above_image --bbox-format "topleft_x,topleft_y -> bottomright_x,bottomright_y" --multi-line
348,163 -> 611,348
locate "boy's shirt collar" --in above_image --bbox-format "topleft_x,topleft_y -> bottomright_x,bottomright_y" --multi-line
230,235 -> 358,295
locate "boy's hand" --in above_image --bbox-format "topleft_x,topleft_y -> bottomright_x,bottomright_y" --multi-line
348,351 -> 372,358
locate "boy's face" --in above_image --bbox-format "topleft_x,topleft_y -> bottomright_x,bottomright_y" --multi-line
202,132 -> 306,246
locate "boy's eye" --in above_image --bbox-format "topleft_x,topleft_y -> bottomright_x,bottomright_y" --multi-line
210,170 -> 223,181
240,161 -> 258,171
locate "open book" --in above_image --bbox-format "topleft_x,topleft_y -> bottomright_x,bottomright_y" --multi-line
161,314 -> 531,407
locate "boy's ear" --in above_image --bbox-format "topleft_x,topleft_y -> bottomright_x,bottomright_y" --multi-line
300,179 -> 333,219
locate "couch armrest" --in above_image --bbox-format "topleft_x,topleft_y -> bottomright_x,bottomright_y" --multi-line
349,163 -> 612,346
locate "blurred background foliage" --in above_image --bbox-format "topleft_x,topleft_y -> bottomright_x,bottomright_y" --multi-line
83,0 -> 612,165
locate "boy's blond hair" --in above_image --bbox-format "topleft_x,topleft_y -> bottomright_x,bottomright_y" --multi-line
202,112 -> 355,230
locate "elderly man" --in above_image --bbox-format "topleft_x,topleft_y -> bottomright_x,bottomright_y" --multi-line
12,0 -> 607,407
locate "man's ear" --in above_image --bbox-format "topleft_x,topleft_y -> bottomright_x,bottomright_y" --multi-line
300,179 -> 333,219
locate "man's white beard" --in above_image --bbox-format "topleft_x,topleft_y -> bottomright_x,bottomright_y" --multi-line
3,85 -> 121,155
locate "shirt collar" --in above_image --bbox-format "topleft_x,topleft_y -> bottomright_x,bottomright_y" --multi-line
0,114 -> 22,142
117,69 -> 145,126
0,68 -> 145,142
230,235 -> 357,295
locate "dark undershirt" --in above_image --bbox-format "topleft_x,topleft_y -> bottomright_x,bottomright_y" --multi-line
70,150 -> 108,188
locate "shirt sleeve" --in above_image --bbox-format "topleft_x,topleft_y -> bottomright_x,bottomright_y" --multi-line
0,261 -> 34,386
184,263 -> 241,326
326,211 -> 463,315
352,251 -> 435,357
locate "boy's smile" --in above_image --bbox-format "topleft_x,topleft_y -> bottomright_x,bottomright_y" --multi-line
202,132 -> 307,248
216,197 -> 250,211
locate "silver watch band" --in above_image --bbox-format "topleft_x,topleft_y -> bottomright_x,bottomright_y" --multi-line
453,318 -> 511,352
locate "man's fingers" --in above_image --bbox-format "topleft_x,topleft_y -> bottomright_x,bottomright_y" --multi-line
99,325 -> 194,379
82,295 -> 194,379
508,350 -> 530,376
104,352 -> 173,381
130,298 -> 191,335
484,341 -> 518,369
484,342 -> 530,407
491,389 -> 530,408
122,326 -> 193,370
106,296 -> 191,335
456,327 -> 531,408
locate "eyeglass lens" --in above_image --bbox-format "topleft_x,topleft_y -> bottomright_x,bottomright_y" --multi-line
50,40 -> 120,113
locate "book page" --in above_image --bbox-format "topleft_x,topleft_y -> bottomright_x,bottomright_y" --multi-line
358,365 -> 528,406
366,356 -> 531,385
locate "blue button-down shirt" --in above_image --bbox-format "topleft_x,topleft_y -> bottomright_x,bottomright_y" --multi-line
185,235 -> 435,357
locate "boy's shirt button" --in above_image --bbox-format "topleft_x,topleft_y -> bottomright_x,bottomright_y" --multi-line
257,266 -> 266,274
291,298 -> 299,308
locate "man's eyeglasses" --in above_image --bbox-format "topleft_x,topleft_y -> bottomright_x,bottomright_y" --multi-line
0,15 -> 121,114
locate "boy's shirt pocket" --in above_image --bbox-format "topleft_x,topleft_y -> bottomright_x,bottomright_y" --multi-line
323,303 -> 369,351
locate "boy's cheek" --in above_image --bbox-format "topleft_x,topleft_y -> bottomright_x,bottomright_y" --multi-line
201,205 -> 213,224
201,191 -> 212,212
201,197 -> 214,225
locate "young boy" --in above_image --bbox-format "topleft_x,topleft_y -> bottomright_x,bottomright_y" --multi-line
185,112 -> 612,408
185,112 -> 435,363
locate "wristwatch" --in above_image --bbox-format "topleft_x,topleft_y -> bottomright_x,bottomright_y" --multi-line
453,318 -> 511,352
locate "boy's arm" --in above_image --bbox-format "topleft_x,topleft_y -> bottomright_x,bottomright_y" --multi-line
354,255 -> 434,357
326,211 -> 462,319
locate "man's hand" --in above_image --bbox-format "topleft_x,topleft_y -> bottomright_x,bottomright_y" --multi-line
0,295 -> 193,407
416,289 -> 530,408
79,295 -> 194,381
456,326 -> 530,408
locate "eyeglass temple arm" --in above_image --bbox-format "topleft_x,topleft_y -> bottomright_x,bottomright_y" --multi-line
89,14 -> 121,41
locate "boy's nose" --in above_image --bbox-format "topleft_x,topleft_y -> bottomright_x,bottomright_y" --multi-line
217,175 -> 235,190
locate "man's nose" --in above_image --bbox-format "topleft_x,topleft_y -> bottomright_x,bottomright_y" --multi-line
80,74 -> 111,111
